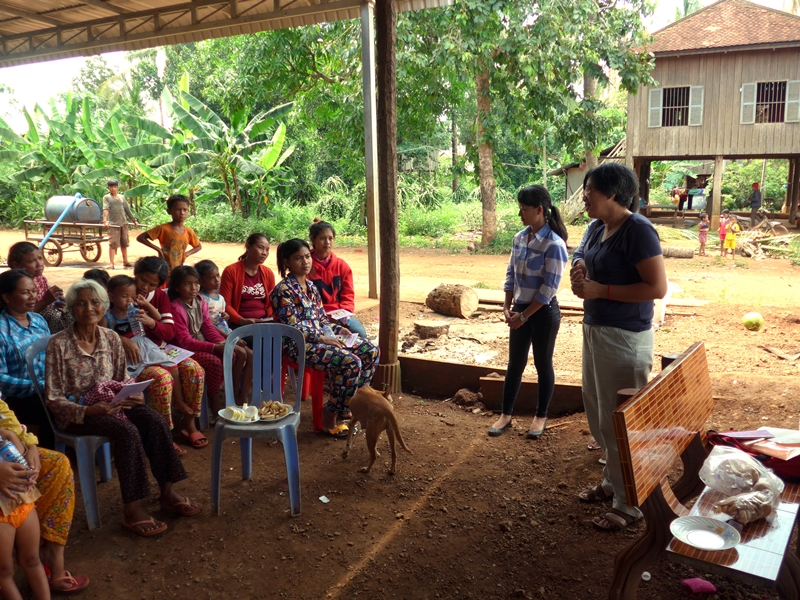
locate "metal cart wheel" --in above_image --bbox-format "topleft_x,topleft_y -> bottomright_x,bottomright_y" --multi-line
771,224 -> 789,237
41,240 -> 63,267
80,242 -> 102,263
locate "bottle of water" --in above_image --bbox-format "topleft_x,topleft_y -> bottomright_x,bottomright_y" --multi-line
0,436 -> 29,468
322,324 -> 335,337
216,313 -> 231,334
127,302 -> 145,337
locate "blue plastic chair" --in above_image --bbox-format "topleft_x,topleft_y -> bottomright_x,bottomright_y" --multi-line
25,336 -> 112,530
210,323 -> 305,517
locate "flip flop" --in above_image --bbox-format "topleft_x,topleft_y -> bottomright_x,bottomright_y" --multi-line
319,423 -> 349,439
181,429 -> 208,449
587,439 -> 602,451
578,485 -> 614,504
122,517 -> 167,537
50,571 -> 90,594
172,442 -> 187,456
162,495 -> 202,517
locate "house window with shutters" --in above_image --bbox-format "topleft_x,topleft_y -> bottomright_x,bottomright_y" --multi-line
741,81 -> 800,124
648,86 -> 704,128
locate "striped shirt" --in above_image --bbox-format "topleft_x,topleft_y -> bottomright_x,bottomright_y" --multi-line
0,311 -> 50,398
504,224 -> 568,306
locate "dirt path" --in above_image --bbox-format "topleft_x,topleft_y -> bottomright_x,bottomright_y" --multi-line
1,228 -> 799,599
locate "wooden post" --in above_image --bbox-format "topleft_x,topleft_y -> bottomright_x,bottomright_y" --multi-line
361,0 -> 379,300
373,0 -> 401,392
710,155 -> 724,232
791,157 -> 800,220
637,161 -> 651,214
787,158 -> 796,215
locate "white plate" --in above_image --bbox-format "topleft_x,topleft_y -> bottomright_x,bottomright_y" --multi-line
670,516 -> 740,551
259,405 -> 295,422
217,409 -> 259,424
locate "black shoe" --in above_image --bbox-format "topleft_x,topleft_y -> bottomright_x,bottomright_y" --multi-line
526,419 -> 548,440
488,421 -> 512,437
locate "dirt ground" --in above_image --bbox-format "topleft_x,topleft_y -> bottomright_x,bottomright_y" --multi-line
1,228 -> 799,599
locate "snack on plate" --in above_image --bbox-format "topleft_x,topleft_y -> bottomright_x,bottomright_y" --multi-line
258,400 -> 291,421
714,482 -> 777,524
224,406 -> 250,421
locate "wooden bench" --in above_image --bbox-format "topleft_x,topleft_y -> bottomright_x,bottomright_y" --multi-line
608,342 -> 800,599
641,203 -> 680,226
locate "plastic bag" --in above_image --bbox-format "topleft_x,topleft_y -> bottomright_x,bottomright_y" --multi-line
699,446 -> 784,524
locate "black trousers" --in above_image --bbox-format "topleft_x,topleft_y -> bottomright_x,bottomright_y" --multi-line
66,404 -> 186,504
501,300 -> 561,418
5,395 -> 55,450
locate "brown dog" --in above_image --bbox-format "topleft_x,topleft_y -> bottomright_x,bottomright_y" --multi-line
342,386 -> 412,474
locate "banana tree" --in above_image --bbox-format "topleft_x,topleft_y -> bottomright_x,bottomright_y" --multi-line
168,90 -> 293,215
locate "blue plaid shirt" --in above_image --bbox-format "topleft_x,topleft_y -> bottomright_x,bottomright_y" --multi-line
0,311 -> 49,398
504,224 -> 568,306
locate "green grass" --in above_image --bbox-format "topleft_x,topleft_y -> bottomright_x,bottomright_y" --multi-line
472,281 -> 499,290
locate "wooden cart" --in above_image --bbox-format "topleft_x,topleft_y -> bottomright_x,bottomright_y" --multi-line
23,220 -> 109,267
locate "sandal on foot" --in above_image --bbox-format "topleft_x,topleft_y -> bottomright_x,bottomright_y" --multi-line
592,508 -> 641,532
599,452 -> 607,465
319,423 -> 349,439
587,439 -> 602,451
50,571 -> 90,594
172,442 -> 187,456
181,429 -> 208,449
162,495 -> 202,517
578,485 -> 614,503
122,517 -> 167,537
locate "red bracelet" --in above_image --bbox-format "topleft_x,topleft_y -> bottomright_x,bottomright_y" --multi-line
607,284 -> 611,300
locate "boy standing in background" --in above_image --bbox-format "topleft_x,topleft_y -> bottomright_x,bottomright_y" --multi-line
137,194 -> 202,272
103,179 -> 139,270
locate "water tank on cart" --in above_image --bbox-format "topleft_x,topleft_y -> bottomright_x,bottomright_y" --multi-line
44,196 -> 102,223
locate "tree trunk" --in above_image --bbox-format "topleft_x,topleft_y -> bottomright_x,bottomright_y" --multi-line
221,167 -> 236,215
425,284 -> 479,319
542,134 -> 547,189
232,168 -> 243,215
451,109 -> 459,195
583,71 -> 598,172
374,0 -> 401,392
189,187 -> 196,216
475,68 -> 496,248
414,320 -> 450,339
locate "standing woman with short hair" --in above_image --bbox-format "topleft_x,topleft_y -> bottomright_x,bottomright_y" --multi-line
571,163 -> 667,532
488,185 -> 568,439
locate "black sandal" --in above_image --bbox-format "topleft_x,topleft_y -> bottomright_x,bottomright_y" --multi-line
592,508 -> 641,531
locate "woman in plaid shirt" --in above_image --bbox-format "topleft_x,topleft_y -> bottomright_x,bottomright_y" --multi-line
488,185 -> 569,440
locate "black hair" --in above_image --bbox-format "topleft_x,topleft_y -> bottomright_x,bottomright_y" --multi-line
583,163 -> 640,211
309,219 -> 335,242
166,194 -> 190,210
167,265 -> 200,300
517,185 -> 568,242
276,238 -> 310,279
239,233 -> 269,261
83,269 -> 110,289
107,179 -> 119,187
133,256 -> 169,285
195,260 -> 219,279
107,274 -> 136,293
699,212 -> 708,221
0,269 -> 33,312
7,242 -> 38,267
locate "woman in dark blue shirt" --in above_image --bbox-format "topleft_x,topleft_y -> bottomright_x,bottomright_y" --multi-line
570,163 -> 667,532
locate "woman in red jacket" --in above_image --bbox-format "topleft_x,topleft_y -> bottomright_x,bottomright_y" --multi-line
308,220 -> 367,337
220,233 -> 276,328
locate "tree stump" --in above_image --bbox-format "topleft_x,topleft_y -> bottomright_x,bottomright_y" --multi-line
414,320 -> 450,339
661,246 -> 695,259
425,284 -> 479,319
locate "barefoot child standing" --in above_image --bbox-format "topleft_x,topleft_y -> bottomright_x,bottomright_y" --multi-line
136,195 -> 202,274
698,212 -> 709,256
102,179 -> 139,270
718,209 -> 730,257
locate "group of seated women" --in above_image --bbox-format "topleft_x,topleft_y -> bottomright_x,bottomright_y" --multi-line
0,218 -> 377,594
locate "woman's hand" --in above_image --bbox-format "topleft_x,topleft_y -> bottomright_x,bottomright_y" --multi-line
320,336 -> 344,348
502,305 -> 512,323
507,312 -> 526,330
121,394 -> 145,408
237,318 -> 258,326
569,263 -> 587,285
0,462 -> 36,498
212,342 -> 226,357
571,279 -> 604,300
337,327 -> 352,336
42,285 -> 64,305
120,336 -> 141,364
134,309 -> 156,330
25,445 -> 40,484
85,402 -> 122,416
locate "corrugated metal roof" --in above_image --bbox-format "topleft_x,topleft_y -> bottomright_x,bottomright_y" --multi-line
0,0 -> 451,67
646,0 -> 800,55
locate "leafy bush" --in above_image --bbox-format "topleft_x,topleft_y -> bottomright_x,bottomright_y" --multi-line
399,202 -> 462,237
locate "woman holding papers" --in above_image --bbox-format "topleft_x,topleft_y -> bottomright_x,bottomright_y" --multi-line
271,238 -> 379,438
308,219 -> 367,337
45,279 -> 201,537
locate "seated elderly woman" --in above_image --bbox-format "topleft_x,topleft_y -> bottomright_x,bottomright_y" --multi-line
44,279 -> 201,537
0,269 -> 89,593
